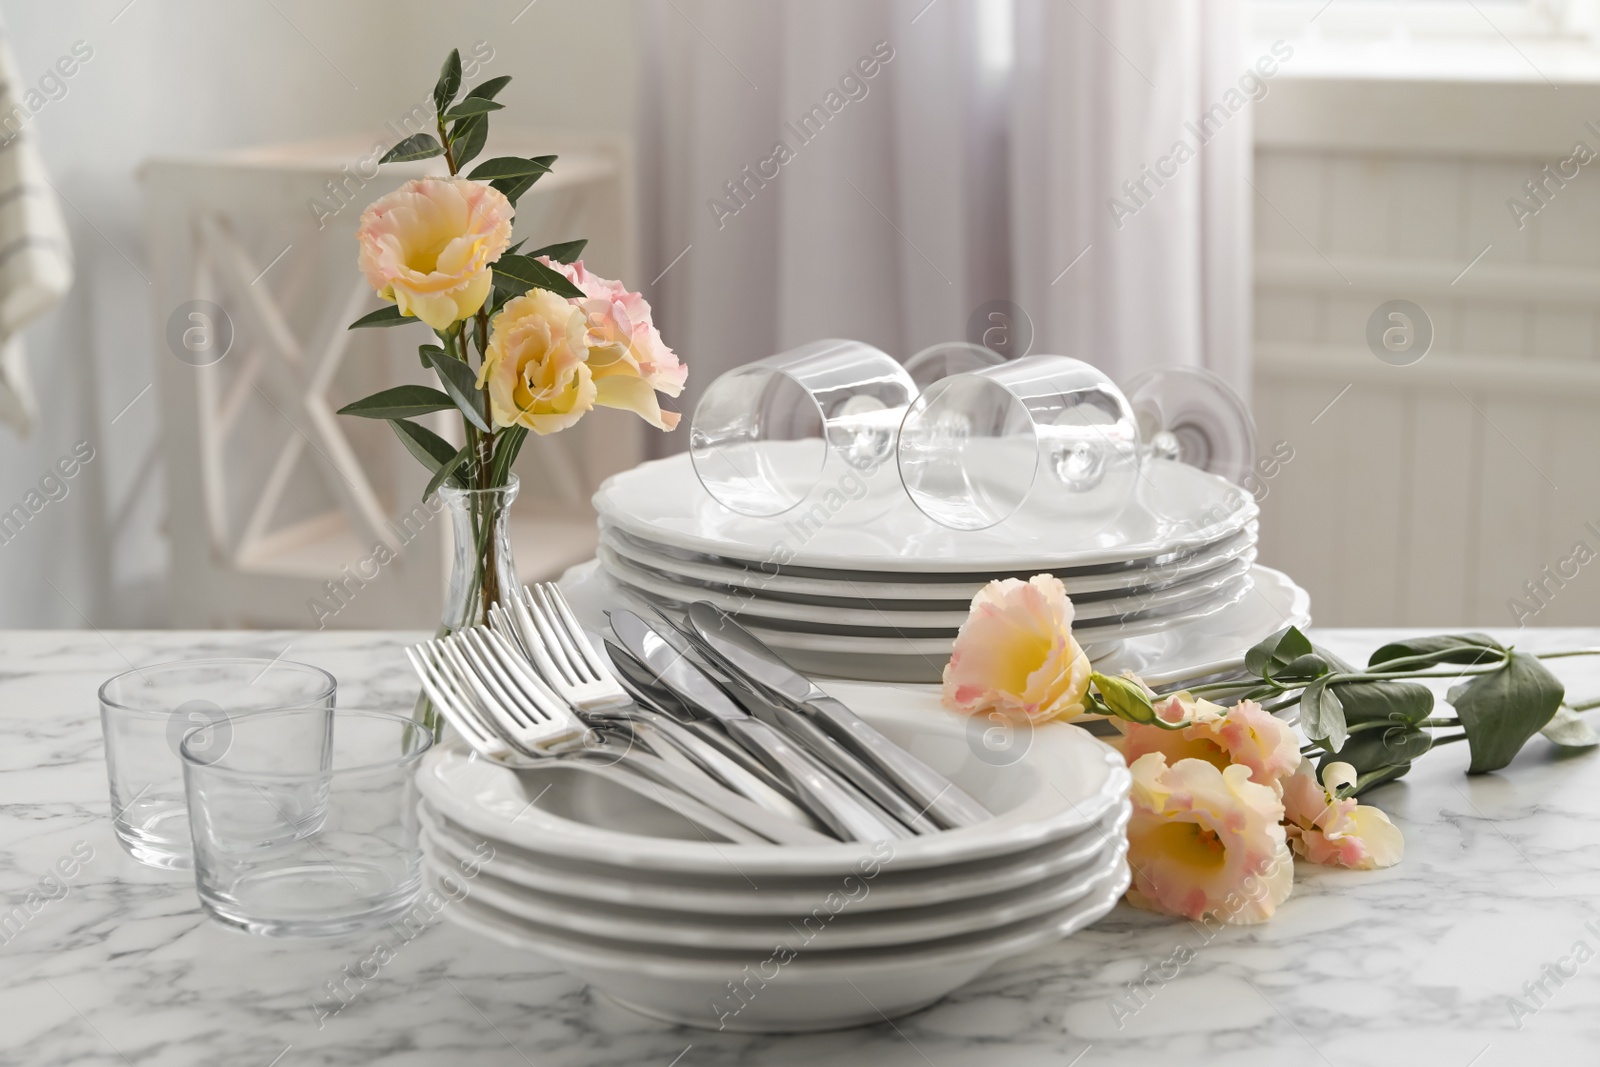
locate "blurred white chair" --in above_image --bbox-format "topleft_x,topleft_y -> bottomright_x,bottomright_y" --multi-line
140,132 -> 642,628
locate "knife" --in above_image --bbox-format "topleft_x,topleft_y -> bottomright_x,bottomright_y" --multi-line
712,661 -> 941,836
610,610 -> 910,842
601,637 -> 801,803
686,602 -> 992,830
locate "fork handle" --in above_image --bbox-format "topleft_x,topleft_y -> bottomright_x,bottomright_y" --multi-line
628,713 -> 822,831
598,748 -> 834,846
724,718 -> 911,842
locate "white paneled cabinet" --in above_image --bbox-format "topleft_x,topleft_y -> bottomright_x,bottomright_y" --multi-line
1253,76 -> 1600,627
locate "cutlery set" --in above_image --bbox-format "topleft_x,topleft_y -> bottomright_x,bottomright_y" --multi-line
406,582 -> 989,845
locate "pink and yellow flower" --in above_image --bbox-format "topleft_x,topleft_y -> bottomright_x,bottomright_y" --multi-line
1125,753 -> 1294,924
1281,760 -> 1404,870
476,289 -> 594,435
356,178 -> 514,330
941,574 -> 1091,723
1118,694 -> 1301,788
540,257 -> 687,430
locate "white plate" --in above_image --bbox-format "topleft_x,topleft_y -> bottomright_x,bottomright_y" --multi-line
421,798 -> 1129,914
601,522 -> 1260,600
436,856 -> 1131,1032
561,561 -> 1307,684
425,828 -> 1127,952
594,453 -> 1257,573
415,701 -> 1130,878
597,541 -> 1257,628
575,557 -> 1249,649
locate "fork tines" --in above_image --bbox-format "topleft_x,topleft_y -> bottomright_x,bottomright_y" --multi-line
408,626 -> 587,756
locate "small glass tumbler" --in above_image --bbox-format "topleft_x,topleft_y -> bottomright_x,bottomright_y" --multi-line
689,338 -> 916,519
896,354 -> 1141,533
182,708 -> 432,937
98,659 -> 337,870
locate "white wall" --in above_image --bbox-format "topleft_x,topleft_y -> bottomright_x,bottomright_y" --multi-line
1252,69 -> 1600,627
0,0 -> 638,626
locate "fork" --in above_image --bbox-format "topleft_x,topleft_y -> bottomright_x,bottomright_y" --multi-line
489,588 -> 817,829
406,633 -> 831,845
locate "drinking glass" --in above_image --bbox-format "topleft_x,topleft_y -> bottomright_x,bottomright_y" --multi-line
1122,365 -> 1257,487
896,355 -> 1140,533
182,708 -> 431,937
98,659 -> 336,870
689,339 -> 916,519
902,341 -> 1004,391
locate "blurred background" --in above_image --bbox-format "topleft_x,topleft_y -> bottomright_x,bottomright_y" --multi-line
0,0 -> 1596,631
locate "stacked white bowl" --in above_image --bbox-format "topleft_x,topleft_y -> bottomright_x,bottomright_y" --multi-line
420,684 -> 1132,1032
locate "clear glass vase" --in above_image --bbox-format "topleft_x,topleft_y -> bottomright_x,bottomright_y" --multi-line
417,476 -> 520,739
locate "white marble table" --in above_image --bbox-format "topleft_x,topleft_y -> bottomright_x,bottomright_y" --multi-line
5,628 -> 1600,1066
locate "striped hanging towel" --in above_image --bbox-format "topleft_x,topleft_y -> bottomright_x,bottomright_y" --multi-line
0,22 -> 73,436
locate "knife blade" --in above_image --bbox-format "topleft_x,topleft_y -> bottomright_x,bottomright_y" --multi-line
610,610 -> 910,842
686,601 -> 992,829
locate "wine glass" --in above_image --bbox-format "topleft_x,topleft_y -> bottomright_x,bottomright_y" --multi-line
689,339 -> 915,519
902,341 -> 1005,391
1122,365 -> 1257,487
896,355 -> 1140,533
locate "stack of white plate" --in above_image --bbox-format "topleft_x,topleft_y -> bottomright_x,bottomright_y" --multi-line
419,687 -> 1132,1032
580,452 -> 1307,684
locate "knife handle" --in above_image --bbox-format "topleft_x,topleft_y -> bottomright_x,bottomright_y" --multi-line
724,718 -> 911,842
805,697 -> 991,829
764,703 -> 940,835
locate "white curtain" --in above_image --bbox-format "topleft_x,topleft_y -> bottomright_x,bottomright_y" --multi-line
639,0 -> 1251,444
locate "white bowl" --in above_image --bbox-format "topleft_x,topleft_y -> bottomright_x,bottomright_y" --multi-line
421,798 -> 1127,914
415,700 -> 1130,878
422,813 -> 1127,950
435,858 -> 1131,1032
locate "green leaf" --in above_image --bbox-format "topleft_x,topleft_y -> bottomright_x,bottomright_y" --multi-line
467,155 -> 553,181
528,239 -> 587,264
1351,762 -> 1413,796
488,155 -> 557,207
1277,653 -> 1332,685
450,114 -> 488,168
420,346 -> 490,433
348,305 -> 411,330
1332,679 -> 1435,726
1369,633 -> 1506,669
493,253 -> 585,300
1299,678 -> 1348,751
1244,626 -> 1315,680
1540,705 -> 1600,749
443,98 -> 503,120
433,49 -> 462,116
379,133 -> 445,164
489,173 -> 538,207
389,418 -> 461,476
1089,672 -> 1171,728
337,385 -> 454,420
464,74 -> 512,102
1322,726 -> 1432,778
490,425 -> 528,485
426,442 -> 472,499
1450,651 -> 1565,774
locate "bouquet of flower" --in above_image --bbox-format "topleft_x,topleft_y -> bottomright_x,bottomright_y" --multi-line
942,574 -> 1598,924
337,49 -> 686,734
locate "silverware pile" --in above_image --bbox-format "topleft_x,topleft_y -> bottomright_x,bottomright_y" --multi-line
405,583 -> 989,844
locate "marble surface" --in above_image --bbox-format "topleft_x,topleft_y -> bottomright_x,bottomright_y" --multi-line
6,627 -> 1600,1065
